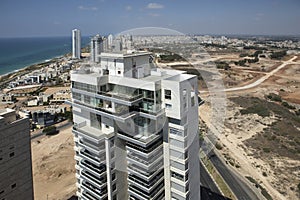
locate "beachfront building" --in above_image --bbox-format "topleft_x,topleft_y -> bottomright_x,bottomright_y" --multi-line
0,108 -> 33,200
70,51 -> 200,199
90,35 -> 103,63
72,29 -> 81,59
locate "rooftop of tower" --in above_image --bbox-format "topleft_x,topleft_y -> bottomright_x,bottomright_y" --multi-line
73,51 -> 197,84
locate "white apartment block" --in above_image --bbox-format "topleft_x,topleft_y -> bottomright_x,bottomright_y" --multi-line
70,51 -> 200,200
0,108 -> 33,200
72,29 -> 81,59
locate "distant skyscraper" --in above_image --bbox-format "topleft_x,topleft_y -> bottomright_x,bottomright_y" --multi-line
90,34 -> 103,63
108,34 -> 114,49
0,108 -> 33,200
112,38 -> 122,52
72,29 -> 81,59
103,38 -> 109,52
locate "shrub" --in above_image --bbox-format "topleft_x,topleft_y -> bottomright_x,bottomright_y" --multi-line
215,61 -> 230,70
247,57 -> 259,63
281,101 -> 296,110
253,50 -> 263,57
266,93 -> 282,102
262,172 -> 267,177
43,126 -> 57,135
215,142 -> 223,150
270,51 -> 287,59
261,187 -> 273,200
234,59 -> 246,66
246,176 -> 257,184
263,148 -> 270,153
239,53 -> 249,57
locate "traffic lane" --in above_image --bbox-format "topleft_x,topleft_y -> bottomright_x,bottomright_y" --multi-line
201,185 -> 232,200
200,160 -> 221,195
210,151 -> 259,200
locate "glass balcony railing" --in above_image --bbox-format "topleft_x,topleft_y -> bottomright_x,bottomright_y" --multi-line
97,91 -> 143,102
81,171 -> 106,187
127,151 -> 163,166
128,169 -> 164,189
72,100 -> 137,122
81,160 -> 106,174
129,180 -> 164,199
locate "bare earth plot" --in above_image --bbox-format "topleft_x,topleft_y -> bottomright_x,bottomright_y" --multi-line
31,126 -> 76,200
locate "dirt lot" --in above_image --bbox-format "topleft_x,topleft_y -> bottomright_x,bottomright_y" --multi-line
44,86 -> 70,95
31,126 -> 76,200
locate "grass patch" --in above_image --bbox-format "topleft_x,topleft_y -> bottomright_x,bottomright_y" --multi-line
240,104 -> 270,117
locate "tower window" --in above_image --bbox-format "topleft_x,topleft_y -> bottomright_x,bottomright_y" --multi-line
165,103 -> 172,109
191,96 -> 195,107
165,89 -> 171,100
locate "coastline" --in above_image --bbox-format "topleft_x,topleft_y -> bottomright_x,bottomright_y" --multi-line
0,53 -> 70,88
0,36 -> 90,84
0,54 -> 66,77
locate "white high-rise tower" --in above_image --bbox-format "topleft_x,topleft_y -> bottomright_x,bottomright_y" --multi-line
70,51 -> 201,200
108,34 -> 113,49
72,29 -> 81,59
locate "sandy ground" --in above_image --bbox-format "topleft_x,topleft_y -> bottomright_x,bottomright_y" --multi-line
44,86 -> 70,95
31,126 -> 76,200
199,55 -> 300,200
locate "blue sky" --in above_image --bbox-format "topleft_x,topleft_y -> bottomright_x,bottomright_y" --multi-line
0,0 -> 299,37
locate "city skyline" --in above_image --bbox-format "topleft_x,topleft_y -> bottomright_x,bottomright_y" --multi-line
0,0 -> 300,38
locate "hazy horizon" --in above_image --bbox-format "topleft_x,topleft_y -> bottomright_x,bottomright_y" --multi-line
0,33 -> 300,39
1,0 -> 299,37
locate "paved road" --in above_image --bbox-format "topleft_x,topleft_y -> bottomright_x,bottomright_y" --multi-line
31,121 -> 72,139
201,185 -> 231,200
200,160 -> 221,194
200,160 -> 232,200
209,151 -> 260,200
203,135 -> 261,200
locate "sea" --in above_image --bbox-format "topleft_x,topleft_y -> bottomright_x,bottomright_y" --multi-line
0,36 -> 90,76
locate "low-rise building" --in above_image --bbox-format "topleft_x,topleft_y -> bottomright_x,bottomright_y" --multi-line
32,111 -> 55,128
0,93 -> 16,103
51,90 -> 70,103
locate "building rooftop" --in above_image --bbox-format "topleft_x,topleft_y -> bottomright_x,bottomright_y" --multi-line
165,73 -> 197,82
100,51 -> 152,59
0,108 -> 15,116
